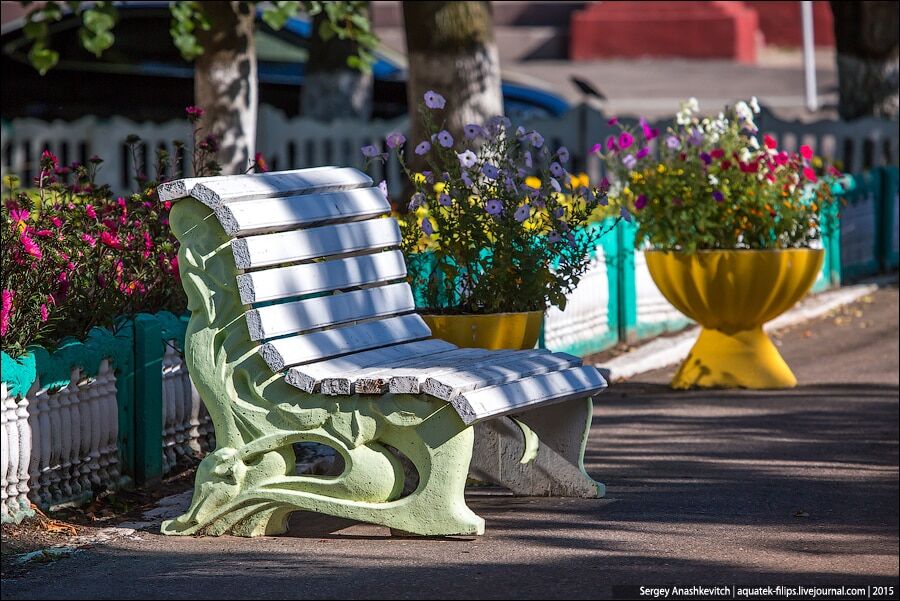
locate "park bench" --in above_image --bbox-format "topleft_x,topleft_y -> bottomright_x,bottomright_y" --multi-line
156,166 -> 607,537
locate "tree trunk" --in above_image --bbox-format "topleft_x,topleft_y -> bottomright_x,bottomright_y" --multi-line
402,1 -> 503,146
830,1 -> 899,120
300,4 -> 373,121
194,2 -> 257,174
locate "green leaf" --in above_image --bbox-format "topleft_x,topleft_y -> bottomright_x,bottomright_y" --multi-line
28,45 -> 59,75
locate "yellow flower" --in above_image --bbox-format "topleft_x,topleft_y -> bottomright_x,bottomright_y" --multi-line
657,164 -> 666,174
525,176 -> 541,189
413,173 -> 427,184
434,182 -> 446,193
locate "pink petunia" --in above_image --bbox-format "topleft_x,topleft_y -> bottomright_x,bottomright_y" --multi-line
802,166 -> 818,182
618,132 -> 634,150
763,134 -> 778,149
800,145 -> 814,160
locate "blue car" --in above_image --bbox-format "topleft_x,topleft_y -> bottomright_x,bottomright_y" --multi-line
1,3 -> 570,122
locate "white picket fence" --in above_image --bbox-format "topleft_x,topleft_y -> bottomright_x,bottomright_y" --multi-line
1,347 -> 210,521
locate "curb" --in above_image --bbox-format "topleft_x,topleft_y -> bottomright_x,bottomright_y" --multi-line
597,283 -> 880,381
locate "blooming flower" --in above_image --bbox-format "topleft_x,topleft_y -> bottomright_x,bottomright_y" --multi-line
436,130 -> 454,148
408,193 -> 425,210
557,147 -> 570,163
802,166 -> 817,182
40,304 -> 49,322
700,152 -> 712,165
799,145 -> 814,160
378,180 -> 389,199
608,118 -> 618,126
461,171 -> 474,188
529,131 -> 544,148
485,199 -> 503,215
464,124 -> 484,140
421,217 -> 434,235
514,204 -> 531,223
185,106 -> 205,121
438,193 -> 452,207
636,147 -> 650,160
458,150 -> 477,168
666,136 -> 681,150
85,204 -> 97,219
386,131 -> 407,149
618,132 -> 634,150
590,143 -> 603,154
620,207 -> 633,222
20,233 -> 42,259
550,162 -> 565,177
763,134 -> 778,149
254,152 -> 269,172
550,178 -> 562,193
622,154 -> 637,169
415,141 -> 431,155
424,91 -> 446,109
361,144 -> 381,158
635,195 -> 648,210
100,231 -> 123,249
81,233 -> 97,247
640,117 -> 659,140
524,151 -> 533,168
606,135 -> 618,151
0,290 -> 12,336
689,129 -> 704,146
712,190 -> 725,202
482,163 -> 499,179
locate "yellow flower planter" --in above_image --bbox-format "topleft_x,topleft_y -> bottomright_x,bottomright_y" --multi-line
421,311 -> 544,350
645,249 -> 824,389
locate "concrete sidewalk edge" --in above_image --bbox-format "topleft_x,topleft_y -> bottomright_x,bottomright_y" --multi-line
598,283 -> 880,381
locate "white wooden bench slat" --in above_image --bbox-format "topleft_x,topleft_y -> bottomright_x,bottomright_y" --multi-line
423,351 -> 583,401
232,218 -> 400,269
237,250 -> 407,304
157,166 -> 347,202
331,348 -> 503,395
216,187 -> 390,236
259,314 -> 433,372
284,339 -> 456,393
451,366 -> 607,425
245,283 -> 415,341
383,348 -> 536,395
161,166 -> 372,207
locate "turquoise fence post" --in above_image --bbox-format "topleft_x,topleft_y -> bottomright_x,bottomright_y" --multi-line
133,314 -> 163,485
879,166 -> 899,270
617,219 -> 638,344
115,322 -> 136,479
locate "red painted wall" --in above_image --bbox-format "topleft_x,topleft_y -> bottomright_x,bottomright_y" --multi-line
570,1 -> 760,63
745,1 -> 835,47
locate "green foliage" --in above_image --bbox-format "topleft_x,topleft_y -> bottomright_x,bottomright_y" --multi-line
18,1 -> 378,75
598,98 -> 843,251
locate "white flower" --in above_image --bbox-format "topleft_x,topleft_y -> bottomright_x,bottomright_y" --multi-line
708,174 -> 719,186
750,96 -> 760,114
457,150 -> 477,168
749,136 -> 760,150
687,97 -> 700,112
739,147 -> 753,162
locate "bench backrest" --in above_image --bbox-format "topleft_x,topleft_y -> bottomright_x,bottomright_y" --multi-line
159,167 -> 432,373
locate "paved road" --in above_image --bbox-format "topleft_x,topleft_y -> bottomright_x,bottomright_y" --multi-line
3,285 -> 897,600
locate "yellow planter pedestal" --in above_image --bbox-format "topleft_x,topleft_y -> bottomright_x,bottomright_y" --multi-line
421,311 -> 544,350
645,249 -> 824,390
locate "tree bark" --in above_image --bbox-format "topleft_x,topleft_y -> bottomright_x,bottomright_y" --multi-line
830,1 -> 899,120
194,2 -> 258,174
402,1 -> 503,146
300,4 -> 373,121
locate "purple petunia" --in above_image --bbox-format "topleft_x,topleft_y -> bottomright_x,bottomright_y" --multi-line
421,217 -> 434,235
550,162 -> 565,178
461,170 -> 474,188
640,117 -> 659,141
689,128 -> 704,146
554,207 -> 565,218
464,124 -> 485,140
557,147 -> 570,163
712,190 -> 725,202
524,151 -> 533,168
361,145 -> 380,158
438,193 -> 452,207
606,135 -> 618,152
550,178 -> 562,193
514,204 -> 531,223
635,194 -> 648,210
424,90 -> 446,109
408,193 -> 425,210
620,207 -> 633,223
619,132 -> 634,150
386,131 -> 406,149
548,230 -> 561,243
378,180 -> 388,199
482,163 -> 499,179
636,147 -> 650,159
485,199 -> 503,215
700,152 -> 712,165
415,141 -> 431,155
666,136 -> 681,150
529,131 -> 544,148
622,154 -> 637,169
458,150 -> 477,168
436,130 -> 454,148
